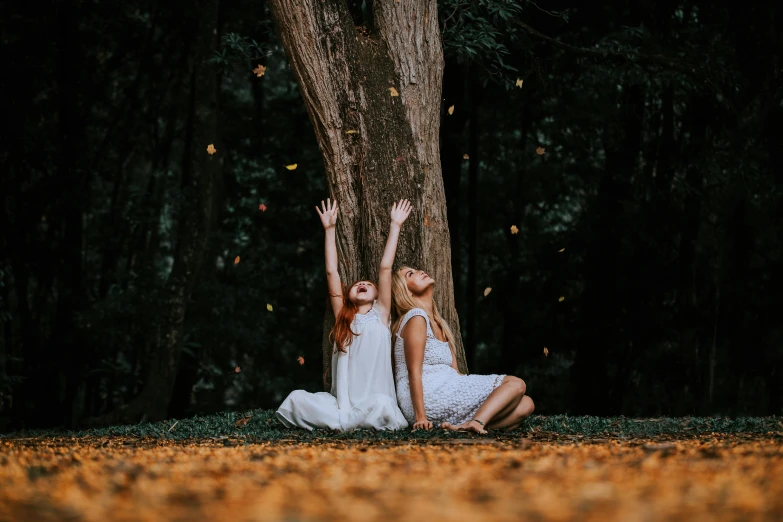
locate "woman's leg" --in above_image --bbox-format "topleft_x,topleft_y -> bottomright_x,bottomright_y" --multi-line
486,395 -> 534,431
441,376 -> 526,434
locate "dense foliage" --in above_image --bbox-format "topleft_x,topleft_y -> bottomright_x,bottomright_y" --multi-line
1,0 -> 781,430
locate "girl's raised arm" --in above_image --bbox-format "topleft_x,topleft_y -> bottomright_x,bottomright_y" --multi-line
377,199 -> 412,323
316,198 -> 343,317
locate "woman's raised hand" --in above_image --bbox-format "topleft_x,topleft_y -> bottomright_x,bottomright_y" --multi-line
412,417 -> 433,431
390,199 -> 412,227
315,198 -> 339,230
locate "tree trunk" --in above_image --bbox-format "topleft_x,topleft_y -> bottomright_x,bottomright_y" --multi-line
84,0 -> 222,426
269,0 -> 468,386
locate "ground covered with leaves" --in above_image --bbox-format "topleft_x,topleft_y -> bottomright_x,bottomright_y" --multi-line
1,412 -> 782,521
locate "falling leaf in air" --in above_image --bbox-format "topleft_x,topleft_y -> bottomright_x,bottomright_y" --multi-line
258,203 -> 267,212
484,287 -> 492,297
463,154 -> 469,160
558,248 -> 565,253
388,87 -> 399,97
448,105 -> 454,115
558,296 -> 565,302
515,78 -> 524,88
267,303 -> 274,312
536,147 -> 546,155
510,225 -> 519,235
543,346 -> 549,357
234,256 -> 240,265
207,144 -> 217,155
234,366 -> 241,373
253,64 -> 266,77
235,416 -> 252,427
345,129 -> 358,134
298,356 -> 305,365
285,164 -> 298,170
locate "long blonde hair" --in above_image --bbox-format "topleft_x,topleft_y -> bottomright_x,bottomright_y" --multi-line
391,267 -> 458,363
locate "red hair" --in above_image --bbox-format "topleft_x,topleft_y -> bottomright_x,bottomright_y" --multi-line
329,281 -> 375,352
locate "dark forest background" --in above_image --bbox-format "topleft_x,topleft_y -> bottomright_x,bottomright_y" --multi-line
1,0 -> 781,430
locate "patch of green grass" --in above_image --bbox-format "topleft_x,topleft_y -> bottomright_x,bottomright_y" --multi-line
2,411 -> 781,442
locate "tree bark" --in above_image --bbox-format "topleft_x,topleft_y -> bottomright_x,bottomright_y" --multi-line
269,0 -> 468,386
84,0 -> 222,426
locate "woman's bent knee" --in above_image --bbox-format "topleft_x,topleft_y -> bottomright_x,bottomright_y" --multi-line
503,376 -> 526,396
520,395 -> 534,416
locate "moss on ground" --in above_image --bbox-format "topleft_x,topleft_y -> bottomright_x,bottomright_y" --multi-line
2,410 -> 781,442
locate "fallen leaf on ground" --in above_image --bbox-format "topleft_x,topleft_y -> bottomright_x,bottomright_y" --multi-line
234,416 -> 252,427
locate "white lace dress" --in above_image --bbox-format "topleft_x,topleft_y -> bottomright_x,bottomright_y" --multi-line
394,308 -> 505,425
276,301 -> 408,431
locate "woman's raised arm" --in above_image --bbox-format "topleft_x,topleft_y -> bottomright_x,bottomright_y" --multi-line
377,199 -> 412,323
315,198 -> 343,317
402,316 -> 432,430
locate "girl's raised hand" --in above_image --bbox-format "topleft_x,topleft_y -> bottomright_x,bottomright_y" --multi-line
390,199 -> 412,227
315,198 -> 339,230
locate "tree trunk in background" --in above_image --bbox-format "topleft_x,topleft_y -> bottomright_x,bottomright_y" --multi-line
464,71 -> 481,371
85,0 -> 222,426
440,57 -> 468,325
269,0 -> 468,388
52,0 -> 89,427
570,86 -> 644,415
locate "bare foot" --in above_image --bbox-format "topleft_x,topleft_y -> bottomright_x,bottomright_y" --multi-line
440,419 -> 487,435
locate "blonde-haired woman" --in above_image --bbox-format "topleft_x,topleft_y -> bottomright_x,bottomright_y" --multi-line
391,267 -> 534,433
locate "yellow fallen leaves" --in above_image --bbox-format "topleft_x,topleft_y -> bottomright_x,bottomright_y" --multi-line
0,435 -> 779,522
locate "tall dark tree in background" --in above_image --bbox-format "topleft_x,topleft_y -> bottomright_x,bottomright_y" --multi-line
1,0 -> 781,430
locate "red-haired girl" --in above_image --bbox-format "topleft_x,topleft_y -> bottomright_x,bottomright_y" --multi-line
276,198 -> 411,431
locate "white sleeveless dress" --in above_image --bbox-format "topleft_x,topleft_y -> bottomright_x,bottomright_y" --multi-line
276,301 -> 408,431
393,308 -> 505,425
